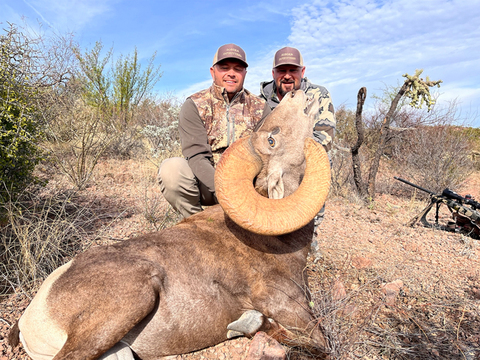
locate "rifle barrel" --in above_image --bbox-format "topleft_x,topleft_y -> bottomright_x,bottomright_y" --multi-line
393,177 -> 435,195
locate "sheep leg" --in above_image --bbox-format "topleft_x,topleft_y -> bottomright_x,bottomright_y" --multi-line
50,257 -> 165,360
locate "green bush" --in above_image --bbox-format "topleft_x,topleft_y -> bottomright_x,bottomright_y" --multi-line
73,42 -> 163,160
0,27 -> 43,203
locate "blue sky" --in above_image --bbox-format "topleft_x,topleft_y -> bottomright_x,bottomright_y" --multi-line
2,0 -> 480,126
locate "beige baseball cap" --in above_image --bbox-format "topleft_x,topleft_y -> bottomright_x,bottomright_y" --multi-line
213,44 -> 248,67
273,47 -> 304,68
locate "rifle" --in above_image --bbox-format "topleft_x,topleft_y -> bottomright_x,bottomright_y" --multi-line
394,177 -> 480,238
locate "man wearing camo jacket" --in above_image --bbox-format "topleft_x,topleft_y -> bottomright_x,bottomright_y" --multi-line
158,44 -> 269,218
260,46 -> 336,238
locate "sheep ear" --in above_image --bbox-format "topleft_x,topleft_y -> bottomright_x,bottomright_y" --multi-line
304,97 -> 319,118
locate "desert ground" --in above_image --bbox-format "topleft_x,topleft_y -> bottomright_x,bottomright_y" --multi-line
1,159 -> 479,360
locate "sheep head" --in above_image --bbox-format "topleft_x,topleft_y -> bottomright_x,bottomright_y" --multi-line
214,90 -> 330,236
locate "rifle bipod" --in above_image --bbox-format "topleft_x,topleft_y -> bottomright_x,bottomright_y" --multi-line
395,177 -> 480,239
407,197 -> 455,231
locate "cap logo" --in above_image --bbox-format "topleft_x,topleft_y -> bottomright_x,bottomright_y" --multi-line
222,49 -> 242,59
279,54 -> 296,62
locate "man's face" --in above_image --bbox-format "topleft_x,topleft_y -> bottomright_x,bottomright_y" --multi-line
272,65 -> 306,100
210,59 -> 247,98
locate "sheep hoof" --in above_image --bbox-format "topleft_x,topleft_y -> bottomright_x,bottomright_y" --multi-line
227,330 -> 245,339
227,310 -> 265,335
99,342 -> 135,360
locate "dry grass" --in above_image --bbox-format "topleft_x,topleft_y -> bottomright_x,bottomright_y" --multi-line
142,184 -> 182,231
0,189 -> 97,298
0,152 -> 182,300
303,256 -> 480,359
301,188 -> 480,360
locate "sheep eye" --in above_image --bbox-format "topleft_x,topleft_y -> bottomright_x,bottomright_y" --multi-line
268,137 -> 275,147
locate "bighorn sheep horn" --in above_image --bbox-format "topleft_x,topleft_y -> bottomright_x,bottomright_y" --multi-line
215,136 -> 331,235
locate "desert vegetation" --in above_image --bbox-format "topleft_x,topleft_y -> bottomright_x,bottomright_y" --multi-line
1,23 -> 479,359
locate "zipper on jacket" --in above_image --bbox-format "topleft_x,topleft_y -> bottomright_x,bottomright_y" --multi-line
226,105 -> 235,146
226,92 -> 240,146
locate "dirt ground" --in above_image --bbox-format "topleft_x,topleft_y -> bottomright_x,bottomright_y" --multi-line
1,159 -> 479,359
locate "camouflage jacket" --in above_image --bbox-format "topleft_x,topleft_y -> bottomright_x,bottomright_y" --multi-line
180,83 -> 266,193
260,77 -> 336,152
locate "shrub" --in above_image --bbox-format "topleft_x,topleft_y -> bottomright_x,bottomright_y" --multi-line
44,96 -> 115,189
138,96 -> 182,159
390,106 -> 474,195
72,42 -> 163,160
0,26 -> 43,203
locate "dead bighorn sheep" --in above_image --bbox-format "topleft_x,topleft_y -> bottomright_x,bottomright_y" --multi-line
9,90 -> 331,360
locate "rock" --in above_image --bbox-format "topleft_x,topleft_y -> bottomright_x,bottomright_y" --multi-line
381,280 -> 404,306
351,256 -> 372,269
332,280 -> 347,301
244,332 -> 286,360
471,287 -> 480,300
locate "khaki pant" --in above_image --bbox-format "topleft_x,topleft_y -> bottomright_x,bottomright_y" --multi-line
158,157 -> 217,218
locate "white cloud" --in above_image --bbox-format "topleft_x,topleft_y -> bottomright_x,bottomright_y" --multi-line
435,84 -> 480,122
277,0 -> 480,125
0,3 -> 25,27
23,0 -> 53,28
25,0 -> 117,32
242,0 -> 480,126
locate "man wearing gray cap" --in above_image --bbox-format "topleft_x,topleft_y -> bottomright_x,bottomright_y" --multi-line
260,47 -> 336,240
158,44 -> 268,218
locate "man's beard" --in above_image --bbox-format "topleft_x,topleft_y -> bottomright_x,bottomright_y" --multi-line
277,81 -> 296,98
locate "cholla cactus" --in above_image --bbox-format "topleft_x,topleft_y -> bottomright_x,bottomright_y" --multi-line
402,69 -> 442,111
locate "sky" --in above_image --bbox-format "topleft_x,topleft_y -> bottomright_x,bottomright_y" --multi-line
1,0 -> 480,127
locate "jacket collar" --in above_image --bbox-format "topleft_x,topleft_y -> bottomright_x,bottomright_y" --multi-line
211,82 -> 246,104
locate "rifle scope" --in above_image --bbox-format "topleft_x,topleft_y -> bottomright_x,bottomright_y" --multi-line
441,189 -> 480,210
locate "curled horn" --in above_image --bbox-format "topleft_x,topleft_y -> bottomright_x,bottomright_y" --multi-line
215,136 -> 331,235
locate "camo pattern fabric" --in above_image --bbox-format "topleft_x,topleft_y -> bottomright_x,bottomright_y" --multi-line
437,196 -> 480,222
260,77 -> 336,152
190,83 -> 265,163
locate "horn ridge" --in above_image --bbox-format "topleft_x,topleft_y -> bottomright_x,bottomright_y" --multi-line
215,137 -> 331,235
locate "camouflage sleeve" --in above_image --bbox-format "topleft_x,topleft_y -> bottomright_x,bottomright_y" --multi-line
262,102 -> 272,118
179,98 -> 216,193
312,90 -> 336,153
253,102 -> 272,131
